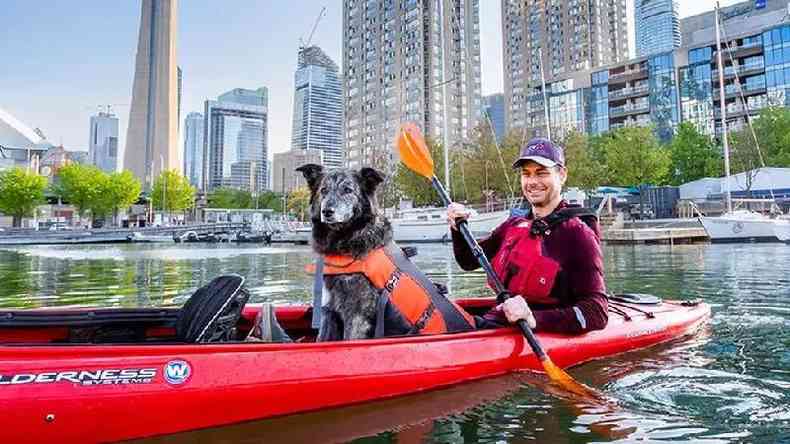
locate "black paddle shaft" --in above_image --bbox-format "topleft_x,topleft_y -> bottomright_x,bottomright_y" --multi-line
431,177 -> 547,360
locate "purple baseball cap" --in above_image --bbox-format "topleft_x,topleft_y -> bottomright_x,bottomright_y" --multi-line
512,138 -> 565,168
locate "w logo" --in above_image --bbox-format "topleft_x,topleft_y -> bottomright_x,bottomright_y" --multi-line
164,360 -> 192,385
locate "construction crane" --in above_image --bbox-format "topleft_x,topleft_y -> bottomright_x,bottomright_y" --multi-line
299,6 -> 326,49
82,104 -> 129,116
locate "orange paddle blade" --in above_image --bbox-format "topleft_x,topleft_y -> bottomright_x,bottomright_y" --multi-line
396,123 -> 434,179
541,357 -> 602,401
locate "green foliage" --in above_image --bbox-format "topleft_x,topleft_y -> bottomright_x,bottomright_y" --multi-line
746,106 -> 790,167
561,130 -> 607,191
208,187 -> 251,209
287,187 -> 310,221
53,164 -> 141,225
106,171 -> 142,223
596,126 -> 671,186
53,163 -> 106,219
668,122 -> 722,185
0,168 -> 47,227
208,187 -> 283,212
151,170 -> 196,213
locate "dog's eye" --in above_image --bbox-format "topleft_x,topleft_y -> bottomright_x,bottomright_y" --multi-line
320,187 -> 328,194
342,186 -> 353,194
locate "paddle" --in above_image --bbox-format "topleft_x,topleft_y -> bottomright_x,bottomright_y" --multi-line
396,122 -> 601,400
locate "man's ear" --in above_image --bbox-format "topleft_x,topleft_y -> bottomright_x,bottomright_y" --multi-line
295,164 -> 324,191
359,167 -> 385,194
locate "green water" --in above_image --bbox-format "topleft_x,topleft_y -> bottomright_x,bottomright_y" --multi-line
1,242 -> 789,443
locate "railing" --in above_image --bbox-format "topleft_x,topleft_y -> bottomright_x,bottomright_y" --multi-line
609,103 -> 650,117
608,85 -> 649,100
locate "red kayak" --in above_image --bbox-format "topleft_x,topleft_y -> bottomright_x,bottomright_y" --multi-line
0,295 -> 709,443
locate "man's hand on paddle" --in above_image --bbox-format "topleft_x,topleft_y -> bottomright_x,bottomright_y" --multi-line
447,202 -> 471,231
496,296 -> 537,329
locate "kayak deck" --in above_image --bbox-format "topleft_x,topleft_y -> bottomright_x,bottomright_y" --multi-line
0,298 -> 710,443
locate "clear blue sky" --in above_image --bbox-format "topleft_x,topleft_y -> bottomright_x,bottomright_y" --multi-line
0,0 -> 740,160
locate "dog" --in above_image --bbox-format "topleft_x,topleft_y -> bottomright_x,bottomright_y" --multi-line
296,163 -> 392,341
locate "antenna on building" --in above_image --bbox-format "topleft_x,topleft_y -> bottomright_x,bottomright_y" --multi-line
300,6 -> 326,49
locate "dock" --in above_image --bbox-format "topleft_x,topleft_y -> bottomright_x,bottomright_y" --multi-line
602,218 -> 709,244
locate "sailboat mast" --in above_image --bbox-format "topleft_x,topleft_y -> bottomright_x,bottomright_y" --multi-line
715,1 -> 733,214
538,46 -> 552,140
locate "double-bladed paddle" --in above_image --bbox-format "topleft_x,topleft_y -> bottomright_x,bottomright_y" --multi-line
395,122 -> 601,400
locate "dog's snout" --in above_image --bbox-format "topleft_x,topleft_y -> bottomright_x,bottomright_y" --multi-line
322,208 -> 335,218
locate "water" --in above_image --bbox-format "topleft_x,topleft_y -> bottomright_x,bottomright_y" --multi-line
1,242 -> 789,443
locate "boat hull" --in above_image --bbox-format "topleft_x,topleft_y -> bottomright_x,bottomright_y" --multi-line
0,299 -> 709,443
699,215 -> 783,242
393,210 -> 509,243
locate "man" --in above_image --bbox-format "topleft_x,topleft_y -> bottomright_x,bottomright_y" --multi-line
447,138 -> 608,334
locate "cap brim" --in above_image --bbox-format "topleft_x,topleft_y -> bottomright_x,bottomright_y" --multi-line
513,156 -> 558,169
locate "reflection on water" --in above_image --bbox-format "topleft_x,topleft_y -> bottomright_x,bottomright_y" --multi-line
2,242 -> 790,442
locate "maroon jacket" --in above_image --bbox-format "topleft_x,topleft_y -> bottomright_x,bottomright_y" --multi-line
452,201 -> 608,334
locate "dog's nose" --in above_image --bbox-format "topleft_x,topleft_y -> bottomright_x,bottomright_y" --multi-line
322,208 -> 335,218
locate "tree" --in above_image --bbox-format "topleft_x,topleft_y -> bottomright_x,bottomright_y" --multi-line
53,163 -> 106,223
729,129 -> 762,193
105,171 -> 142,226
208,187 -> 250,209
561,130 -> 608,191
668,122 -> 722,185
255,191 -> 283,212
748,106 -> 790,167
597,126 -> 671,186
0,168 -> 47,227
287,187 -> 310,221
152,170 -> 196,220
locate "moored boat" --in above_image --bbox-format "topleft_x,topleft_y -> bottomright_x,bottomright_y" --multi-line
0,295 -> 709,443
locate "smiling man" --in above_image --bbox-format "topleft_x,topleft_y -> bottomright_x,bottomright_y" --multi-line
447,138 -> 608,334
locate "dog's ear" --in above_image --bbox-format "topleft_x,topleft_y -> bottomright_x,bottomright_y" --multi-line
359,167 -> 385,194
296,164 -> 324,191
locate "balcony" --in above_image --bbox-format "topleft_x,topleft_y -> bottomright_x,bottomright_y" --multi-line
608,85 -> 650,101
609,103 -> 650,117
608,67 -> 649,83
714,41 -> 763,59
712,63 -> 765,81
610,117 -> 652,130
713,82 -> 767,100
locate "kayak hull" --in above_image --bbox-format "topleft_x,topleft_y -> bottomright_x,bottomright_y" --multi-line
0,299 -> 710,443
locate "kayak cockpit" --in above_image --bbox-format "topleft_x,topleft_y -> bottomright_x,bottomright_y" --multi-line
0,299 -> 497,346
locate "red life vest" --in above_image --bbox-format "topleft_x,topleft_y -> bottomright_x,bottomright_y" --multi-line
316,243 -> 476,336
490,220 -> 561,305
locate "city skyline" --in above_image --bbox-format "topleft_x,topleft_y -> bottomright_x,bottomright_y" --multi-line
2,0 -> 745,162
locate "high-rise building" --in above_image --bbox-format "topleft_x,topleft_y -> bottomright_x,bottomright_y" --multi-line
177,66 -> 183,129
89,111 -> 119,173
272,148 -> 323,194
291,46 -> 344,168
636,0 -> 681,57
204,87 -> 269,192
343,0 -> 482,169
482,93 -> 506,142
502,0 -> 628,133
125,0 -> 180,190
680,0 -> 783,48
183,112 -> 203,190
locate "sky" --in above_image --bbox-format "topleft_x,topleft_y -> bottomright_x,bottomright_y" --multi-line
1,0 -> 747,162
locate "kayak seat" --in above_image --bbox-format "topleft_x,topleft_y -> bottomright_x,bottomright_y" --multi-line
176,274 -> 250,343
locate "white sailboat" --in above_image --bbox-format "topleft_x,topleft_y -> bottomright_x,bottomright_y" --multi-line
391,207 -> 509,243
699,3 -> 787,243
775,219 -> 790,243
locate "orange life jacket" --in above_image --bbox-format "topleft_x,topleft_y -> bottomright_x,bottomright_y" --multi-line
316,243 -> 476,336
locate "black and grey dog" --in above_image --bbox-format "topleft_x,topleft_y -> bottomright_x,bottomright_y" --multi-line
296,163 -> 393,341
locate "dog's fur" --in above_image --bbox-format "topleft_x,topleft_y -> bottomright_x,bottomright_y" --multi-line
296,163 -> 391,341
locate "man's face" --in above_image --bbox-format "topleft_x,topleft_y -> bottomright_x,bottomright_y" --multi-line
519,161 -> 567,207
